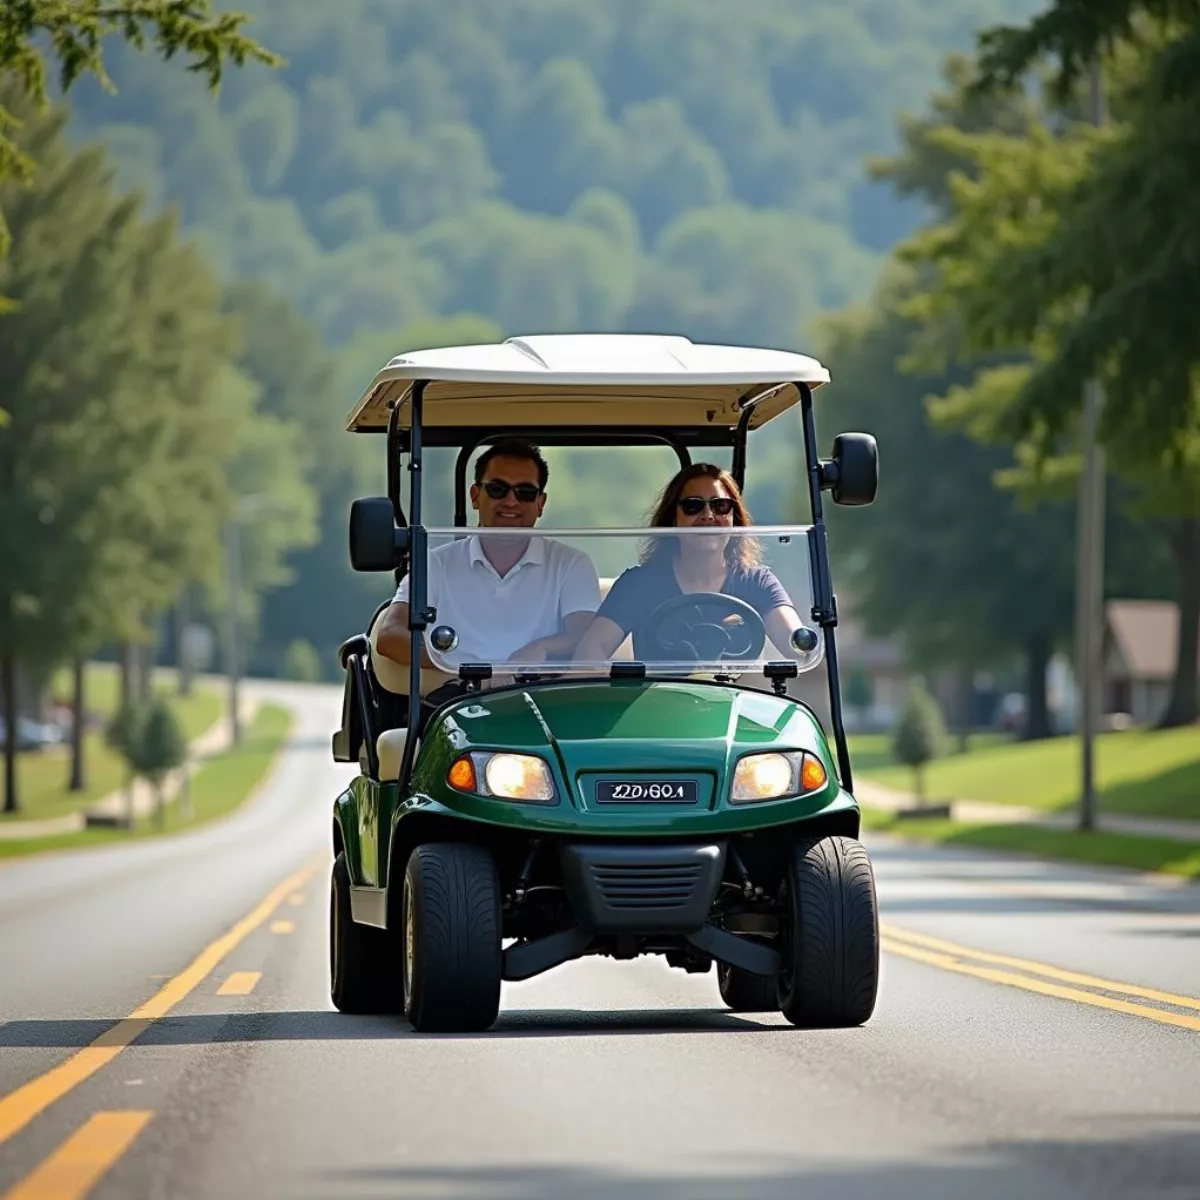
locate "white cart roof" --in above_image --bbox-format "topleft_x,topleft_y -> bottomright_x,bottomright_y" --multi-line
345,334 -> 830,434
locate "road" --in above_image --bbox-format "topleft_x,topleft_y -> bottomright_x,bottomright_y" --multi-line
0,679 -> 1197,1200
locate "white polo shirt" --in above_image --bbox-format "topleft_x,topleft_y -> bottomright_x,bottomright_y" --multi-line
393,534 -> 601,664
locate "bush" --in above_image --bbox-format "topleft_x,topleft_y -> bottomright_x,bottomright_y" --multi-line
105,700 -> 144,759
281,638 -> 322,682
891,679 -> 946,804
108,697 -> 187,826
132,698 -> 187,783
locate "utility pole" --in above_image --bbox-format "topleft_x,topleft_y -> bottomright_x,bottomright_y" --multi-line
1076,58 -> 1108,832
225,518 -> 242,747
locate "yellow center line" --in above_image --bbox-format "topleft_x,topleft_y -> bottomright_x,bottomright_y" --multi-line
0,859 -> 319,1147
881,922 -> 1200,1012
269,919 -> 294,935
216,971 -> 262,997
287,893 -> 305,907
1,1111 -> 152,1200
881,938 -> 1200,1033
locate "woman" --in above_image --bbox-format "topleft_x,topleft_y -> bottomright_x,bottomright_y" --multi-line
573,463 -> 807,664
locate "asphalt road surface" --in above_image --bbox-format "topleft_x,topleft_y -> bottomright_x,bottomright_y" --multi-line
1,680 -> 1197,1200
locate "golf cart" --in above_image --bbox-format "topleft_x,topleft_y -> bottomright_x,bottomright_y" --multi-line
330,334 -> 880,1032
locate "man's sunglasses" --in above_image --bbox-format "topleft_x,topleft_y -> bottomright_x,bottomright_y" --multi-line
481,479 -> 542,503
678,496 -> 735,516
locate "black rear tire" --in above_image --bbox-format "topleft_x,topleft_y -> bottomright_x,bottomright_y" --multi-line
717,963 -> 779,1012
402,843 -> 502,1033
329,852 -> 402,1014
778,835 -> 879,1028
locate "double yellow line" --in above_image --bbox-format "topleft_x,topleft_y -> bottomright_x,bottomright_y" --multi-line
881,923 -> 1200,1033
0,859 -> 319,1200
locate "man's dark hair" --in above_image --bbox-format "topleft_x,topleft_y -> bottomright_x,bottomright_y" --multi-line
473,438 -> 549,491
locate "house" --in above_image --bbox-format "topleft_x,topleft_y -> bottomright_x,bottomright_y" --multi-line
1105,600 -> 1198,726
822,603 -> 908,732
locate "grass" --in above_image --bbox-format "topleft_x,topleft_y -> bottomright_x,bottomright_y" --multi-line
0,703 -> 293,859
851,726 -> 1200,820
847,731 -> 1007,773
2,661 -> 223,824
861,806 -> 1200,881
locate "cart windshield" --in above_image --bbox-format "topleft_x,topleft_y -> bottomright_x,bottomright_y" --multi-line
417,525 -> 823,678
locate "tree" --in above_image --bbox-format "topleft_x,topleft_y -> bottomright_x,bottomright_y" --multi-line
972,1 -> 1200,96
892,679 -> 946,805
896,45 -> 1200,726
105,698 -> 144,824
0,86 -> 245,811
129,697 -> 186,826
281,638 -> 320,682
0,2 -> 277,228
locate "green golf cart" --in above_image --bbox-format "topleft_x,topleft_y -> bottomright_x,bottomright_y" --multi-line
330,334 -> 880,1032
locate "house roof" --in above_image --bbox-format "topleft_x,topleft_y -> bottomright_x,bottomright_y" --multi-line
1107,600 -> 1199,679
835,604 -> 906,672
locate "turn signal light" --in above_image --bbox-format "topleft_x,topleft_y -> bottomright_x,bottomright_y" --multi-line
447,756 -> 476,792
801,754 -> 827,792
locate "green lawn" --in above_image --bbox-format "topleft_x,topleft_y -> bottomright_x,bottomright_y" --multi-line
2,661 -> 223,824
861,807 -> 1200,881
0,703 -> 292,858
852,727 -> 1200,820
848,732 -> 1007,774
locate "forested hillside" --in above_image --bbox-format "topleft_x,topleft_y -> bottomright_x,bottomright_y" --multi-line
70,0 -> 1037,354
62,0 -> 1040,676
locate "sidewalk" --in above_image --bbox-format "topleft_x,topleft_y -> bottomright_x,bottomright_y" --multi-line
854,778 -> 1200,844
0,695 -> 259,840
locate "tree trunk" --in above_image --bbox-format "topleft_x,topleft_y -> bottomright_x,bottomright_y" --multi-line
119,641 -> 134,710
69,656 -> 86,792
914,761 -> 925,806
1023,632 -> 1054,740
2,651 -> 17,814
955,664 -> 973,754
177,588 -> 193,697
136,632 -> 155,704
1156,517 -> 1200,729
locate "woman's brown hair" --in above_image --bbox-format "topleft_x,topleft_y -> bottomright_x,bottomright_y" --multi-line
641,463 -> 760,568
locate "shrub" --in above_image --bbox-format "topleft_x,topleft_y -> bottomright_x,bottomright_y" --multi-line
281,638 -> 322,682
892,678 -> 946,804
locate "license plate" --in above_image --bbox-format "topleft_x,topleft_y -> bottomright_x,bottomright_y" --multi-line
594,779 -> 698,804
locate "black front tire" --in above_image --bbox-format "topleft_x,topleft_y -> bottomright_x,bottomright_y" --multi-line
778,835 -> 879,1028
717,963 -> 779,1012
329,852 -> 402,1014
402,843 -> 502,1033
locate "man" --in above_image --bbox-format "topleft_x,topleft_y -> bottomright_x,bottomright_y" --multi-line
375,439 -> 600,697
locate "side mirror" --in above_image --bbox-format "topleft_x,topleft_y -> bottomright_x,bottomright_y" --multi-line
820,433 -> 878,506
348,497 -> 410,571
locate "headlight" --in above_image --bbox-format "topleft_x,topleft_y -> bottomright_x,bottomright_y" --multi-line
447,752 -> 556,802
730,751 -> 827,803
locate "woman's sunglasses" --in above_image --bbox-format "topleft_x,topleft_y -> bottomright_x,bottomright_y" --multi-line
481,479 -> 542,503
678,496 -> 735,516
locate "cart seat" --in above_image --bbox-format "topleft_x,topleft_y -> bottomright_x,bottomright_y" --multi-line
368,607 -> 454,698
376,728 -> 408,782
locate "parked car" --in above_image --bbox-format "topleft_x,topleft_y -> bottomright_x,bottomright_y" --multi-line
0,716 -> 66,752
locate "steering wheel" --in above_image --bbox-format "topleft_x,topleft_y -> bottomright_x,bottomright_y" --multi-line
634,592 -> 767,664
